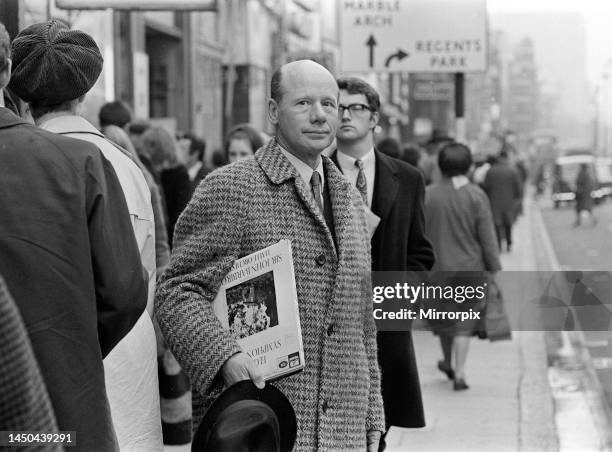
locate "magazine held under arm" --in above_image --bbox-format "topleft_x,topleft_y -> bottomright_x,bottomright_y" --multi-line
213,239 -> 305,381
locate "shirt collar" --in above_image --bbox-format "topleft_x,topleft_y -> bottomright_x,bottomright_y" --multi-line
279,145 -> 324,187
39,115 -> 103,136
188,161 -> 203,181
451,175 -> 470,189
336,147 -> 375,172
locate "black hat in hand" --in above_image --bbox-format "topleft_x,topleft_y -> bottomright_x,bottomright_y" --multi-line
192,380 -> 296,452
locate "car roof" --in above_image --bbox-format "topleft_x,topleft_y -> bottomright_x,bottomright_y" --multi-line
556,155 -> 595,165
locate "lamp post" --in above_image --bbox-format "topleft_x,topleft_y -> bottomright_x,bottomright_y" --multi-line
604,71 -> 611,157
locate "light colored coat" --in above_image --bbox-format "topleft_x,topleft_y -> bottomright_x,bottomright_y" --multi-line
41,116 -> 163,452
156,139 -> 385,451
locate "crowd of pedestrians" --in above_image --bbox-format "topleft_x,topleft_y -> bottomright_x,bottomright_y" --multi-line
1,18 -> 523,452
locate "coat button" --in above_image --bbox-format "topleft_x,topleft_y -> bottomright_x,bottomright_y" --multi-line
327,323 -> 335,336
315,254 -> 326,266
322,400 -> 329,413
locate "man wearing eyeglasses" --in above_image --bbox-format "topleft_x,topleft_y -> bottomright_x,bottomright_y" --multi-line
332,77 -> 435,451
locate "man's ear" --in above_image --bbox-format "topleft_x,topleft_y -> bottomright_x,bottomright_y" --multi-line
268,98 -> 279,125
370,110 -> 380,130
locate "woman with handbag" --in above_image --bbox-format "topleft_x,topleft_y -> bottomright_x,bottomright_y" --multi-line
425,142 -> 502,390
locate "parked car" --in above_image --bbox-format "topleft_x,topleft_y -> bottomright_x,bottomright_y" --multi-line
552,154 -> 605,208
595,157 -> 612,198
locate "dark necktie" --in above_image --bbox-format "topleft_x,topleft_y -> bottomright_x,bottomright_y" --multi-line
310,171 -> 334,237
355,159 -> 368,205
310,171 -> 323,212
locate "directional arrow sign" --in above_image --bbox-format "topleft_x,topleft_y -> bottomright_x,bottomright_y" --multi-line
385,49 -> 409,68
366,35 -> 378,68
340,0 -> 487,73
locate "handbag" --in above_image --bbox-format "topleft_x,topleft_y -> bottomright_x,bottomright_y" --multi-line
483,274 -> 512,341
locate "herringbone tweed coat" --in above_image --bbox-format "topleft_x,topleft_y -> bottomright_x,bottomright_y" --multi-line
0,275 -> 61,451
155,139 -> 385,451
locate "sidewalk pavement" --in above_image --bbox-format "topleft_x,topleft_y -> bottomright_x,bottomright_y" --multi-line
166,196 -> 610,452
385,197 -> 559,452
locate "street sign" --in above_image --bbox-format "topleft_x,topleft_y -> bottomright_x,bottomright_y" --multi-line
56,0 -> 216,10
340,0 -> 487,73
412,74 -> 454,101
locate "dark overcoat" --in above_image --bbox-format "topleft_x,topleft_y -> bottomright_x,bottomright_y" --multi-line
332,150 -> 435,428
0,108 -> 146,452
482,161 -> 522,226
575,168 -> 595,213
155,140 -> 385,451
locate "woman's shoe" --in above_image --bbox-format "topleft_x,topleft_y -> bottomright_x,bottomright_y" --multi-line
453,378 -> 469,391
437,360 -> 455,380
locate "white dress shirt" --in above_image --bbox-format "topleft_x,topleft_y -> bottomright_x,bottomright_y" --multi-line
279,146 -> 325,208
188,160 -> 203,182
336,147 -> 376,208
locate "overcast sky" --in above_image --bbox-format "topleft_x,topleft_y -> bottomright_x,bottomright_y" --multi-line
488,0 -> 612,82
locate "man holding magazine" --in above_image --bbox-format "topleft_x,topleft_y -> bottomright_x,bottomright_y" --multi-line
156,59 -> 385,451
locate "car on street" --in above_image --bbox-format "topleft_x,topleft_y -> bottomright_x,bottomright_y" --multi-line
595,156 -> 612,198
552,153 -> 605,208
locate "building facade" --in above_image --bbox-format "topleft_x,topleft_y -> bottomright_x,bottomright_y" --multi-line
2,0 -> 340,155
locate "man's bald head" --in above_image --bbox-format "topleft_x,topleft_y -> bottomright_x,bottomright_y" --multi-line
270,60 -> 336,104
268,60 -> 339,167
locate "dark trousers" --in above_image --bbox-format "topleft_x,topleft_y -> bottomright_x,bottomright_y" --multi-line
495,222 -> 513,250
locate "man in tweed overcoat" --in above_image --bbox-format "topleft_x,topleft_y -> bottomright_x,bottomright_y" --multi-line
0,275 -> 61,450
156,60 -> 385,451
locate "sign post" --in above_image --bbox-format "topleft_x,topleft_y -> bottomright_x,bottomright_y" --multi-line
340,0 -> 487,73
455,72 -> 466,143
340,0 -> 487,143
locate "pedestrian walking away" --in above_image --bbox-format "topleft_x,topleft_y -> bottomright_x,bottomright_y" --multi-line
425,142 -> 502,391
574,162 -> 597,227
483,150 -> 523,252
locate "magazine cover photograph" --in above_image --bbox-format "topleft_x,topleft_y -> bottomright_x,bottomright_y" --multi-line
226,271 -> 279,340
213,240 -> 305,381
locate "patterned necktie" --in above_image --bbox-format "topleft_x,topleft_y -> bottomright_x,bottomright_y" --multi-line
355,159 -> 368,205
310,171 -> 323,212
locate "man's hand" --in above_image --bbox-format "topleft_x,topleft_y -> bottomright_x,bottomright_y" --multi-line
221,352 -> 265,389
366,429 -> 382,452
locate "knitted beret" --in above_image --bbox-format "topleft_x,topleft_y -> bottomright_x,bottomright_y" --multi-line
9,20 -> 103,105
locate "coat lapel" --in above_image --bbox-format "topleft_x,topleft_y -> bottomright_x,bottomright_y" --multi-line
256,139 -> 337,253
0,107 -> 28,129
372,150 -> 399,222
323,156 -> 353,254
